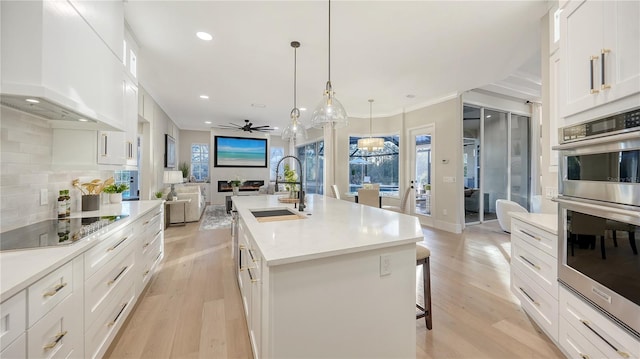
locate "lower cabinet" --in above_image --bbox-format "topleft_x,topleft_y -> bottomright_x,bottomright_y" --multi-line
558,286 -> 639,359
0,203 -> 164,359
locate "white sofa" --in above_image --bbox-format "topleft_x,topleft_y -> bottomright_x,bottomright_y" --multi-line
164,185 -> 205,223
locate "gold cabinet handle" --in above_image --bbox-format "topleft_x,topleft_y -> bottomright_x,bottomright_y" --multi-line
107,236 -> 129,252
519,255 -> 541,270
520,230 -> 541,241
247,268 -> 259,283
43,331 -> 68,350
590,55 -> 600,94
107,266 -> 128,286
239,244 -> 246,250
43,282 -> 67,297
143,242 -> 150,249
107,302 -> 128,327
519,287 -> 539,306
601,49 -> 611,90
143,269 -> 150,277
580,354 -> 590,359
579,319 -> 629,358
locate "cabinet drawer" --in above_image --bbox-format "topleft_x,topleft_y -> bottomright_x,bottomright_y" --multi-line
141,227 -> 162,257
85,249 -> 135,327
559,316 -> 607,359
85,226 -> 133,278
138,209 -> 162,236
512,219 -> 557,257
0,291 -> 26,352
141,247 -> 163,289
85,283 -> 136,359
27,293 -> 81,359
512,266 -> 558,341
559,286 -> 639,359
27,261 -> 74,327
1,332 -> 25,358
511,236 -> 558,299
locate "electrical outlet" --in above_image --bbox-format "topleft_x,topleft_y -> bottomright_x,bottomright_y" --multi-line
380,255 -> 391,276
40,189 -> 48,205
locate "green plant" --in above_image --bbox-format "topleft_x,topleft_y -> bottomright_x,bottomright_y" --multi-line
228,176 -> 244,187
102,183 -> 129,194
154,191 -> 164,199
179,162 -> 190,179
284,164 -> 298,191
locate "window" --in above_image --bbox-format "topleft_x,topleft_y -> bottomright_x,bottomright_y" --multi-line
191,143 -> 209,181
129,49 -> 137,78
270,146 -> 284,181
348,135 -> 399,194
296,140 -> 324,195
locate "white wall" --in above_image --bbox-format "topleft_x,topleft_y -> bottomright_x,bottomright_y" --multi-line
209,129 -> 271,205
0,106 -> 112,231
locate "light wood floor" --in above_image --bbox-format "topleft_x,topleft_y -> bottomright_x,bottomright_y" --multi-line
105,220 -> 565,359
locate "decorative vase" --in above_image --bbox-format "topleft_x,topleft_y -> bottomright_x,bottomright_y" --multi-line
109,193 -> 123,203
232,186 -> 239,196
81,194 -> 100,211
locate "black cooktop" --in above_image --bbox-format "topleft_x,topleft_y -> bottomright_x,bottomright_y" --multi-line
0,215 -> 128,251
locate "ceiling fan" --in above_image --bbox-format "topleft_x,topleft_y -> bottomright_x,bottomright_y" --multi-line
217,119 -> 274,133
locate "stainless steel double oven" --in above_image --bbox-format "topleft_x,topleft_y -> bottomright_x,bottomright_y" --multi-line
555,108 -> 640,337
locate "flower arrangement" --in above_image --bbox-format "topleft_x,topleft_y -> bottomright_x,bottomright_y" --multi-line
72,177 -> 114,195
228,176 -> 245,187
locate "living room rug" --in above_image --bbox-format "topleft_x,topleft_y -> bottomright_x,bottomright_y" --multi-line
199,205 -> 232,231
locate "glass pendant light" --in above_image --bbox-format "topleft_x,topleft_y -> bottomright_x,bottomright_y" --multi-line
357,99 -> 384,152
310,0 -> 348,129
282,41 -> 307,142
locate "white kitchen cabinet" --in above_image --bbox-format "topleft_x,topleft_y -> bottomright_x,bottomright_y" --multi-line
0,1 -> 125,131
135,206 -> 164,295
558,286 -> 640,359
560,0 -> 640,121
0,291 -> 26,353
68,0 -> 124,62
97,130 -> 126,166
138,87 -> 155,122
123,75 -> 139,167
510,214 -> 559,342
1,333 -> 26,358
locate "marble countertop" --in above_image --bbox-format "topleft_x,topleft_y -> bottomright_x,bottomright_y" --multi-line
0,200 -> 162,302
511,212 -> 558,234
232,194 -> 423,266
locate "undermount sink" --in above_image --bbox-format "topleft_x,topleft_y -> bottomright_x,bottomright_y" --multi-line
250,208 -> 306,222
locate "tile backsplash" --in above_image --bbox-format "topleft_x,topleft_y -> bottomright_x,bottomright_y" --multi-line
1,106 -> 112,232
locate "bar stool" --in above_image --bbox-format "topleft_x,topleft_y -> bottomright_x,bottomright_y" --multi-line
416,243 -> 432,330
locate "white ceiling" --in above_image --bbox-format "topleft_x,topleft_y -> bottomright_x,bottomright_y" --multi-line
124,1 -> 549,132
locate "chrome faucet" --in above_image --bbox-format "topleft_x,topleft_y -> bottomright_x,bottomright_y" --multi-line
274,155 -> 305,212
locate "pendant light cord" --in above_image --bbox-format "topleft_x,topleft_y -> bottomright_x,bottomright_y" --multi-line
328,0 -> 331,83
294,45 -> 297,110
369,99 -> 373,139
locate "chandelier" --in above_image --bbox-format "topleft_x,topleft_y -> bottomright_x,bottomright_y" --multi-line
357,99 -> 384,151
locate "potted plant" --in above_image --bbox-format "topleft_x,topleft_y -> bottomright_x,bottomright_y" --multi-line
154,191 -> 164,200
228,176 -> 244,195
73,177 -> 113,211
103,183 -> 130,203
179,162 -> 190,182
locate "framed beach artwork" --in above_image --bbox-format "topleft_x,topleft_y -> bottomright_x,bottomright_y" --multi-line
214,136 -> 268,168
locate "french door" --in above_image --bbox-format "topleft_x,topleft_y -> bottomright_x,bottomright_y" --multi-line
408,125 -> 435,226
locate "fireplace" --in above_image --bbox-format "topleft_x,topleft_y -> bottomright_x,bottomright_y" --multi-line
218,180 -> 264,193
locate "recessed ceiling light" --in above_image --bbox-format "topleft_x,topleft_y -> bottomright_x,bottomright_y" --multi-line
204,121 -> 212,124
199,95 -> 209,99
196,31 -> 213,41
299,107 -> 307,111
25,98 -> 40,103
78,118 -> 88,122
273,127 -> 279,130
251,103 -> 266,108
486,115 -> 492,118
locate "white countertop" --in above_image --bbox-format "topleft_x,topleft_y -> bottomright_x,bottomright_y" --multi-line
511,212 -> 558,234
0,200 -> 162,302
232,194 -> 423,266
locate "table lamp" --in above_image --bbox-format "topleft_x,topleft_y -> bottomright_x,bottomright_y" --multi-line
163,170 -> 183,201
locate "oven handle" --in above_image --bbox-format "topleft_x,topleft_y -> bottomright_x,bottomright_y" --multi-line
552,131 -> 640,150
553,197 -> 640,221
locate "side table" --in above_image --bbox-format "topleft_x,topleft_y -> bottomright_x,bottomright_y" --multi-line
164,198 -> 192,228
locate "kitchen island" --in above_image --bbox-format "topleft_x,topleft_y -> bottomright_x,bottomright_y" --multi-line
232,194 -> 423,359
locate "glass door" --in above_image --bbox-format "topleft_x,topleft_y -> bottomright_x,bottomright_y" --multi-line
409,125 -> 434,225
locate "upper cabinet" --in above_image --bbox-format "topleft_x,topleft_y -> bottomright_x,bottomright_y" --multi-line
559,0 -> 640,123
1,1 -> 125,131
123,76 -> 138,167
